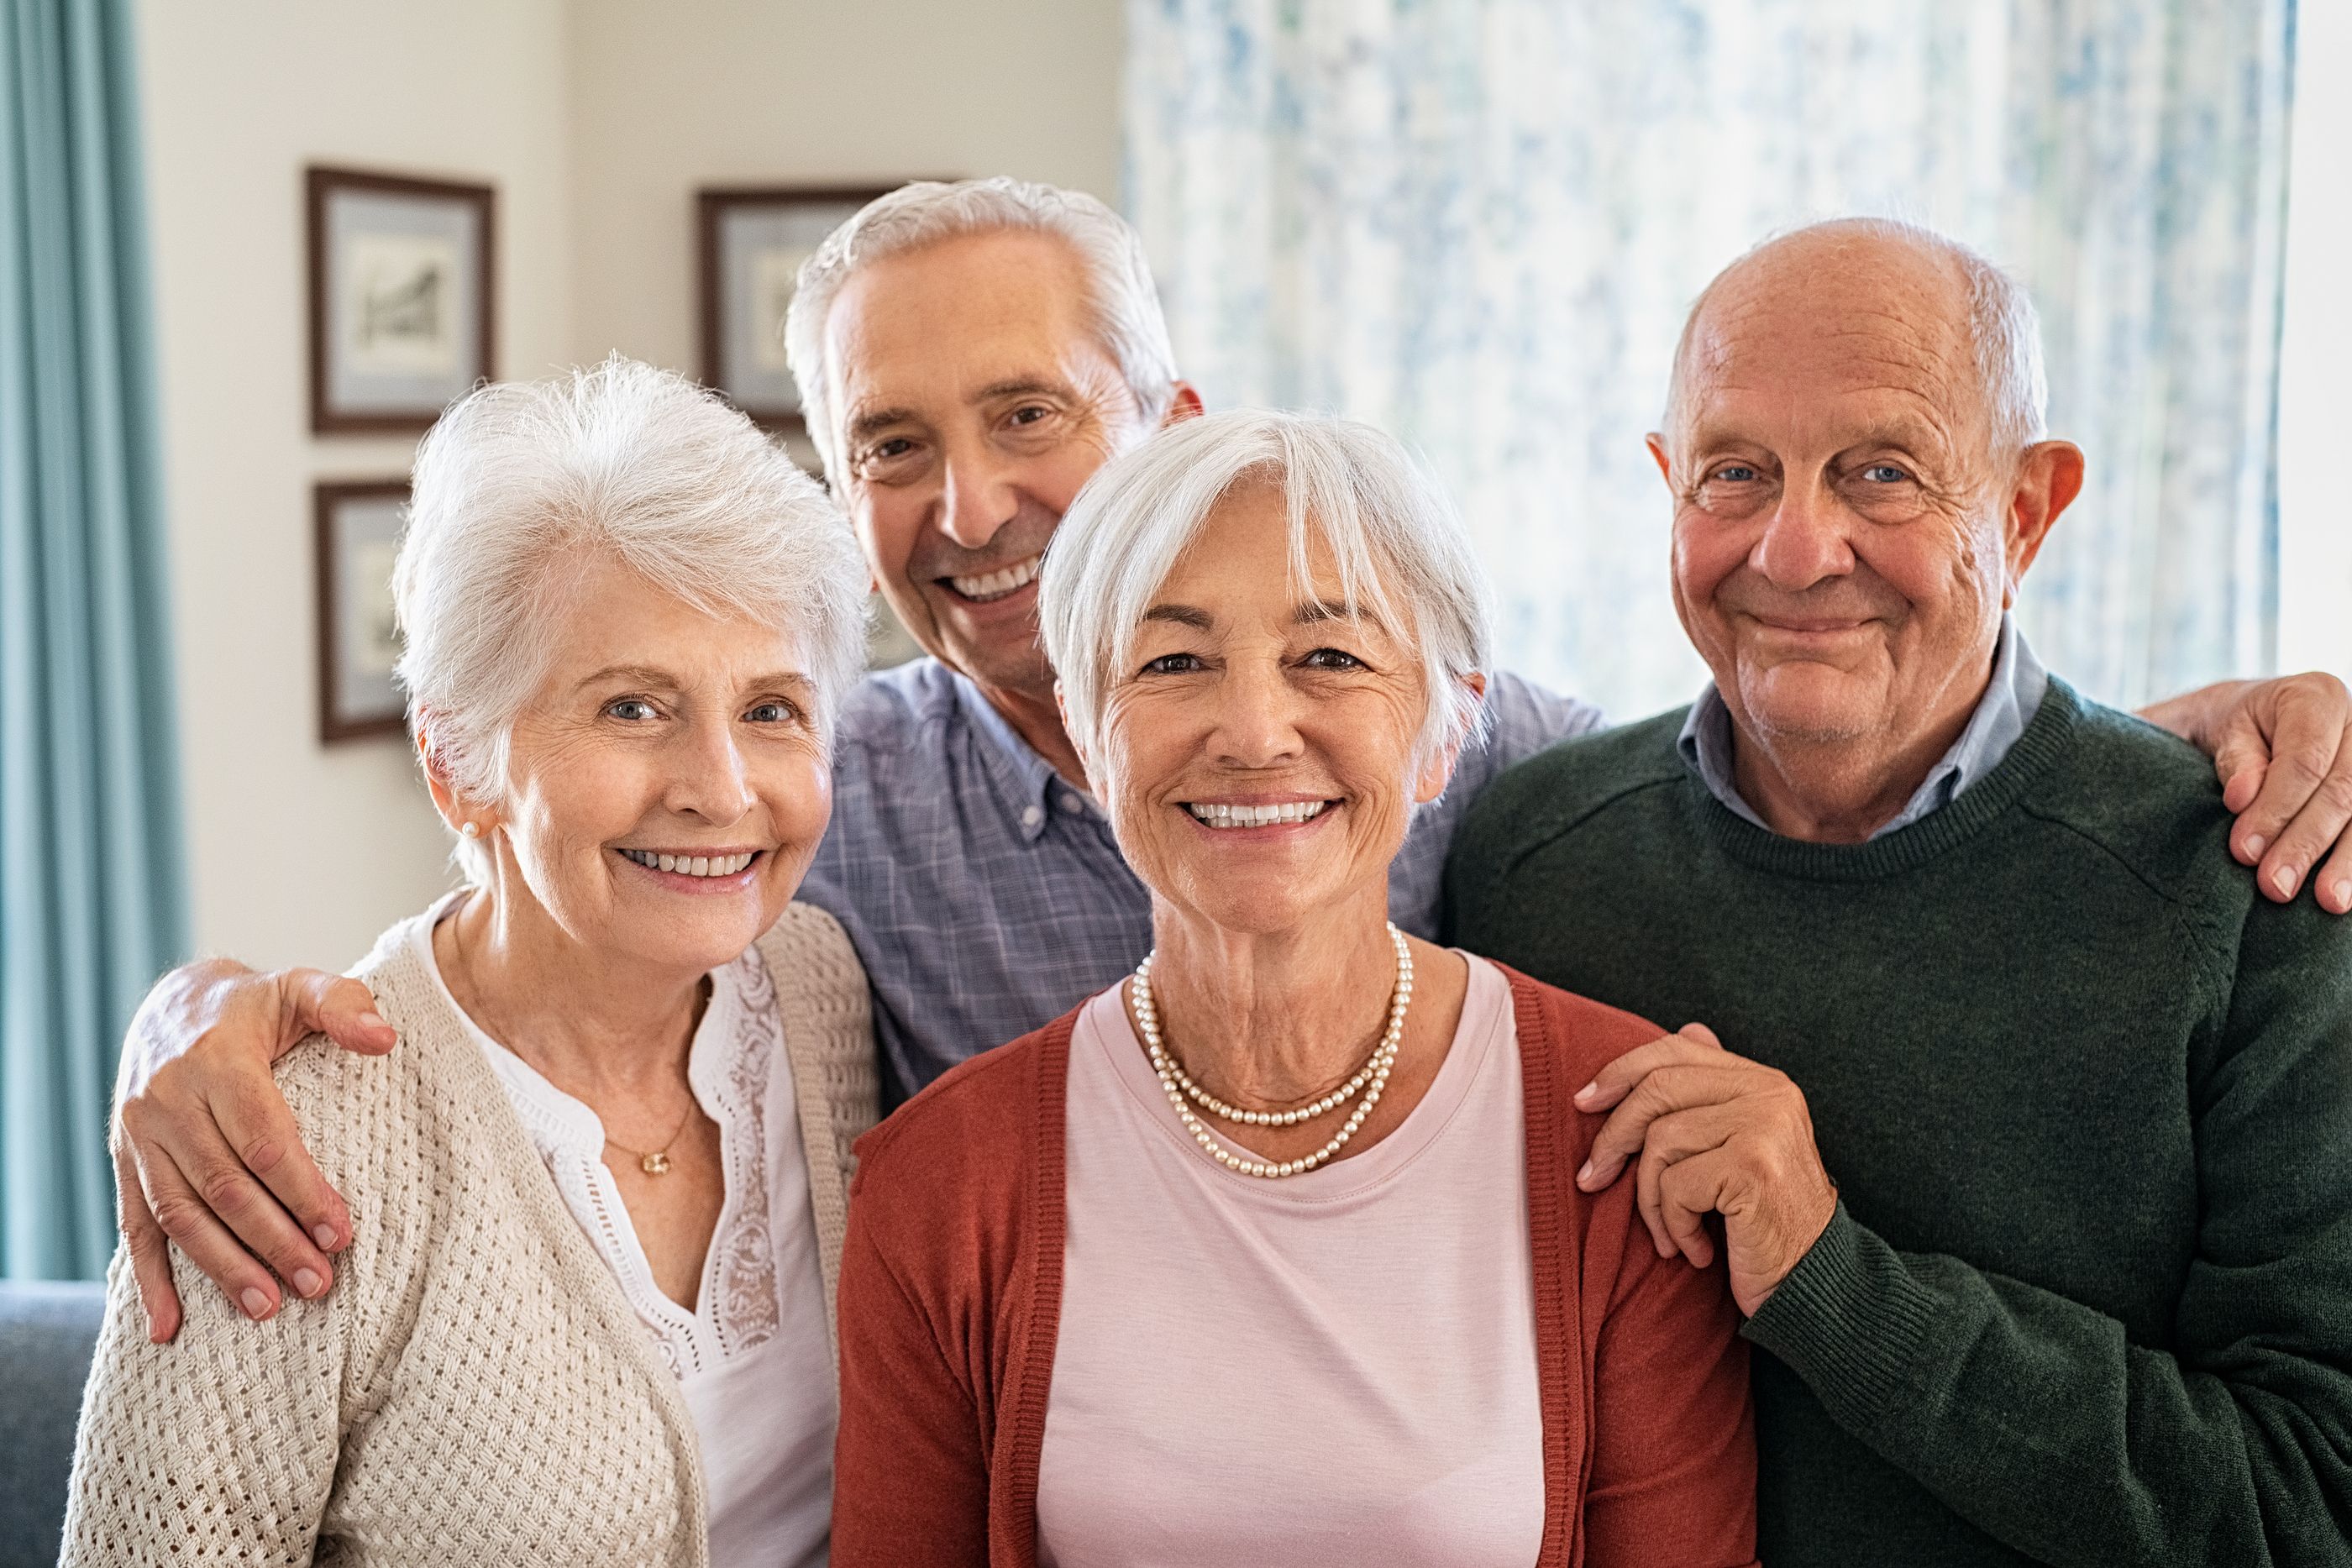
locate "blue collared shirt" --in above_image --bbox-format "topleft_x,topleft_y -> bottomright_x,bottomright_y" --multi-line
1675,616 -> 2050,839
797,657 -> 1605,1105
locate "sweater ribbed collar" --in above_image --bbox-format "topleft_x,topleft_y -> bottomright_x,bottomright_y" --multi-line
1685,679 -> 2085,881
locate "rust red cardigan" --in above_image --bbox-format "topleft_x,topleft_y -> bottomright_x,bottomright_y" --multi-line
832,966 -> 1759,1567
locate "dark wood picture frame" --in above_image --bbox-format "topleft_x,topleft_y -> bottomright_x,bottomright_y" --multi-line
307,165 -> 496,435
696,184 -> 905,434
314,479 -> 412,744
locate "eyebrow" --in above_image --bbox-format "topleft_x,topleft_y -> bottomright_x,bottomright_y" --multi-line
1138,599 -> 1372,632
577,663 -> 681,691
844,406 -> 918,446
1294,599 -> 1362,627
843,377 -> 1079,448
575,665 -> 816,695
975,376 -> 1071,403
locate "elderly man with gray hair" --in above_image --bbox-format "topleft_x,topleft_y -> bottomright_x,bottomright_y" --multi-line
1449,219 -> 2352,1565
106,179 -> 2352,1357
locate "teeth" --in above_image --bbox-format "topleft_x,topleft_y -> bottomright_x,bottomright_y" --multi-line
620,849 -> 757,877
1184,801 -> 1331,829
948,554 -> 1043,602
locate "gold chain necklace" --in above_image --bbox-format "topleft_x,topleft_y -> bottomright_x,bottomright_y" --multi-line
604,1099 -> 696,1177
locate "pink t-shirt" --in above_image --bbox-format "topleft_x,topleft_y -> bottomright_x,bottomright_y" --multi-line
1035,954 -> 1543,1567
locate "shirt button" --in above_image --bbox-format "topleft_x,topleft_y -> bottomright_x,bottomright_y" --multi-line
1059,793 -> 1087,814
1021,805 -> 1044,828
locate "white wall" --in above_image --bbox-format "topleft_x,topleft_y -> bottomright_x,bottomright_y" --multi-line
137,0 -> 576,971
2277,0 -> 2352,679
134,1 -> 1126,971
565,0 -> 1124,374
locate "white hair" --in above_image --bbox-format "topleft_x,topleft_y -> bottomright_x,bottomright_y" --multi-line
1038,408 -> 1494,783
1665,217 -> 2049,460
784,177 -> 1180,482
392,357 -> 869,878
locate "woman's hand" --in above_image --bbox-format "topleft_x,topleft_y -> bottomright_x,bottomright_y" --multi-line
112,960 -> 396,1340
1572,1024 -> 1837,1316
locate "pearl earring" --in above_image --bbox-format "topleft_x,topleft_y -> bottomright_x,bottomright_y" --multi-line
459,821 -> 481,840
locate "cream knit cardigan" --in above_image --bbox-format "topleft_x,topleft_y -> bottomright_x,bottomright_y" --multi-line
61,901 -> 876,1567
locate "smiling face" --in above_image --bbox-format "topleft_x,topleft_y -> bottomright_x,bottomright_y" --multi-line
429,554 -> 832,979
1652,231 -> 2077,802
1083,483 -> 1465,936
822,228 -> 1163,702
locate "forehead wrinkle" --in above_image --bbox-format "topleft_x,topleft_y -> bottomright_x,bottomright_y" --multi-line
1689,327 -> 1981,458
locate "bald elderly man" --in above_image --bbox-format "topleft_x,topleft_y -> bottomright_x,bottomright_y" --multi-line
111,181 -> 2352,1346
1451,220 -> 2352,1565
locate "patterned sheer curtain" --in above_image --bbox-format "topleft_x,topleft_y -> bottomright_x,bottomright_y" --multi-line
1126,0 -> 2296,720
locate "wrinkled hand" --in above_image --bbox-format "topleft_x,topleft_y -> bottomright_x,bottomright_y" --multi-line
113,961 -> 396,1341
1573,1024 -> 1837,1316
2152,672 -> 2352,914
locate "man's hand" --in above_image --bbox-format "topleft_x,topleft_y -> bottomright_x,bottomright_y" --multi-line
1573,1024 -> 1837,1316
113,961 -> 397,1342
2141,672 -> 2352,914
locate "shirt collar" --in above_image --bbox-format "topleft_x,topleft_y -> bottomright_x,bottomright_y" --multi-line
1676,615 -> 2049,840
948,666 -> 1067,842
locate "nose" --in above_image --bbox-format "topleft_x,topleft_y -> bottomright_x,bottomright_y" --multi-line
664,716 -> 756,826
1207,653 -> 1305,771
937,435 -> 1021,553
1750,478 -> 1856,591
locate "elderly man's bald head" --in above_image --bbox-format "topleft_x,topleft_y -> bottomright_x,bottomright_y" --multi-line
1664,219 -> 2048,465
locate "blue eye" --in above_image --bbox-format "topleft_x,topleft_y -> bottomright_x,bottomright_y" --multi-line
745,701 -> 796,724
607,699 -> 656,721
1714,465 -> 1759,483
1861,464 -> 1910,484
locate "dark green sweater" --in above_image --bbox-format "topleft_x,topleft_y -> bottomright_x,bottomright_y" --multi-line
1446,679 -> 2352,1566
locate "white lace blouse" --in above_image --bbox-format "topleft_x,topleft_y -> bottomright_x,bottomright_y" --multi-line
411,907 -> 838,1568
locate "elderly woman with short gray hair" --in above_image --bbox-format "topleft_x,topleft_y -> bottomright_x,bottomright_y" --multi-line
64,359 -> 874,1568
831,408 -> 1760,1567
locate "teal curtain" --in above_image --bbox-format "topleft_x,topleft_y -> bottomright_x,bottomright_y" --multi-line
0,0 -> 185,1279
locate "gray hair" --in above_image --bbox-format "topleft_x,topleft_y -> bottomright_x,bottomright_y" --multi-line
393,357 -> 869,875
784,177 -> 1180,482
1665,217 -> 2049,461
1038,408 -> 1494,780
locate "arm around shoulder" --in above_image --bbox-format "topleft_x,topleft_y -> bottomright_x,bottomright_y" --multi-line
64,1038 -> 386,1564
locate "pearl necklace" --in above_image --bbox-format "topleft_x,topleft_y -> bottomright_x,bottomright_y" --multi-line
1131,924 -> 1413,1179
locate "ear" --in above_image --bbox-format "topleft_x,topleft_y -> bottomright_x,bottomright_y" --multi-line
1053,679 -> 1091,777
1162,381 -> 1205,427
2002,440 -> 2085,605
412,716 -> 487,836
1646,432 -> 1675,487
1413,673 -> 1490,805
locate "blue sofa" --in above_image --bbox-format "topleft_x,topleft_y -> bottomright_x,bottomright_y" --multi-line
0,1281 -> 104,1567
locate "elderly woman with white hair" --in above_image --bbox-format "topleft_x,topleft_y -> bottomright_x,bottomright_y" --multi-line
832,408 -> 1760,1567
63,360 -> 874,1568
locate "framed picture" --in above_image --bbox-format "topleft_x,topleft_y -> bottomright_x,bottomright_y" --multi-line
307,165 -> 495,434
697,184 -> 906,433
314,480 -> 410,743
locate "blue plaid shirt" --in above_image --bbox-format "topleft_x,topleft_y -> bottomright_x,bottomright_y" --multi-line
798,658 -> 1605,1105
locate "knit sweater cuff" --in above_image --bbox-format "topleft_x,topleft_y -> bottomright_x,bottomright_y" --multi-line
1740,1202 -> 1941,1431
